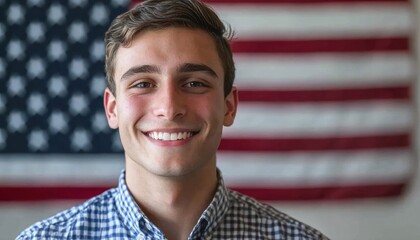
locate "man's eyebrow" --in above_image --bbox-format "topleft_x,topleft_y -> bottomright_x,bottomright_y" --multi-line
120,65 -> 160,81
178,63 -> 218,78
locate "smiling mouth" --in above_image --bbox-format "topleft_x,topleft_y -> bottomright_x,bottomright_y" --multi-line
147,131 -> 196,141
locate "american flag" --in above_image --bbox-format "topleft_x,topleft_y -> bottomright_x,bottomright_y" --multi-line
0,0 -> 416,202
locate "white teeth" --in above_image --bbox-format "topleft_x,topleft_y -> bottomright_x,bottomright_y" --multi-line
148,131 -> 193,141
163,133 -> 170,140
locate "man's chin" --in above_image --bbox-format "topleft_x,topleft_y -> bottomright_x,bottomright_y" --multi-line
148,161 -> 200,179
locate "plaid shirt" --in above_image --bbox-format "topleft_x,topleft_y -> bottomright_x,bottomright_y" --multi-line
17,170 -> 329,240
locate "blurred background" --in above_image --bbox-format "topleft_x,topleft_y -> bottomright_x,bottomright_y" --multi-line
0,0 -> 419,239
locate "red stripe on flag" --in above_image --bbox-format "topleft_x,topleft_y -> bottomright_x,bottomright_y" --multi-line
0,185 -> 111,202
238,86 -> 410,103
219,133 -> 410,151
231,183 -> 407,201
0,183 -> 406,202
231,38 -> 409,54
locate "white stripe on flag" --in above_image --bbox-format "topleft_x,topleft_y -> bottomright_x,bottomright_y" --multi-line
213,4 -> 413,38
0,155 -> 123,185
234,53 -> 414,88
217,150 -> 412,186
223,101 -> 412,137
0,150 -> 412,187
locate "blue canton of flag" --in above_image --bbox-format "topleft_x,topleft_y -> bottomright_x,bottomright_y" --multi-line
0,0 -> 128,153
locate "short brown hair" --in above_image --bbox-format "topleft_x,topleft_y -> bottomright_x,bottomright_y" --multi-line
104,0 -> 235,97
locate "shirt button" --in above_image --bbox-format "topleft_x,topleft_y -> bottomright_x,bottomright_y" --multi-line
145,222 -> 152,231
137,233 -> 145,240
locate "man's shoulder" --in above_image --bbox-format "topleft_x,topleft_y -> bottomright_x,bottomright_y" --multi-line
226,189 -> 329,240
16,188 -> 117,240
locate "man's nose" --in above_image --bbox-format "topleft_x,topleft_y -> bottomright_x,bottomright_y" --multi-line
152,84 -> 186,120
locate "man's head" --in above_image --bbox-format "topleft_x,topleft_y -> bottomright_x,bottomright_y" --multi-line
103,0 -> 238,178
105,0 -> 235,97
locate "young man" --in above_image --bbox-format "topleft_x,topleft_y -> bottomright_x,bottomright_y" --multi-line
18,0 -> 329,239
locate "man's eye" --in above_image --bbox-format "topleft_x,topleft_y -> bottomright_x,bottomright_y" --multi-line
134,82 -> 154,88
185,81 -> 206,88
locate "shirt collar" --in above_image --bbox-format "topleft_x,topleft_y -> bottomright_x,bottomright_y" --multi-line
115,170 -> 164,238
115,169 -> 231,239
190,169 -> 231,238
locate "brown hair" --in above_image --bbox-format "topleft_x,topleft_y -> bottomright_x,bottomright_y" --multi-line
105,0 -> 235,97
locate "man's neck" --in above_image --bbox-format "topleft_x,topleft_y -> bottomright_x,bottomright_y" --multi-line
125,159 -> 218,240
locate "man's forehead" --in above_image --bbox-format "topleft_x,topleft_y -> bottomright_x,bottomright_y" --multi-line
113,27 -> 223,80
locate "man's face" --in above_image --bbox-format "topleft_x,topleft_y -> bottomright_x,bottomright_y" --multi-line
104,27 -> 237,178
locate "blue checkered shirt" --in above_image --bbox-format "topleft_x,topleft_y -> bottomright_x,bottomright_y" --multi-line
17,170 -> 329,239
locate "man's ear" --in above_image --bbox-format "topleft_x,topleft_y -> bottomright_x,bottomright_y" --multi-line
104,88 -> 119,129
223,87 -> 238,127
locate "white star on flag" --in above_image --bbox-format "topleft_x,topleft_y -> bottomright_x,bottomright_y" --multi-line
27,93 -> 47,115
90,4 -> 109,25
90,41 -> 105,61
28,129 -> 49,151
7,39 -> 25,60
27,57 -> 46,79
48,75 -> 67,97
69,93 -> 89,115
8,75 -> 26,97
27,22 -> 46,43
68,22 -> 88,43
47,4 -> 66,25
49,111 -> 69,134
90,75 -> 106,97
92,112 -> 109,133
71,128 -> 91,151
8,4 -> 24,24
69,58 -> 88,79
8,111 -> 26,133
48,40 -> 67,61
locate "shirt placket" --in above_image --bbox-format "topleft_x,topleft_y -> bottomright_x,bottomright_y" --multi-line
137,218 -> 167,240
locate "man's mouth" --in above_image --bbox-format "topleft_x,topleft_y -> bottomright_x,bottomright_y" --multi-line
147,131 -> 196,141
